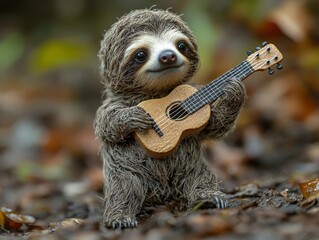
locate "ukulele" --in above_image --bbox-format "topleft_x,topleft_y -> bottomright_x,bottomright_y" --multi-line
134,42 -> 283,158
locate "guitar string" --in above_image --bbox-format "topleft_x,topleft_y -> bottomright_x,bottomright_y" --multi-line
157,61 -> 259,133
182,61 -> 250,111
152,61 -> 250,129
151,54 -> 270,133
153,59 -> 265,134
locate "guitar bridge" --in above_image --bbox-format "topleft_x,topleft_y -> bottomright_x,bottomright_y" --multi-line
152,122 -> 163,137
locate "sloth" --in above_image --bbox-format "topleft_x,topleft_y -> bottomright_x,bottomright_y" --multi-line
94,9 -> 247,228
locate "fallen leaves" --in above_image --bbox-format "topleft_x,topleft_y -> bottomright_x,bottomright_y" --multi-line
49,218 -> 85,230
0,207 -> 89,236
299,178 -> 319,199
0,207 -> 37,231
299,178 -> 319,208
0,179 -> 318,239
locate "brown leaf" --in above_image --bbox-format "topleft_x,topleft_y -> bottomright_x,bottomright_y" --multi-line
0,210 -> 5,227
60,218 -> 85,228
49,218 -> 85,231
299,178 -> 319,199
0,207 -> 36,231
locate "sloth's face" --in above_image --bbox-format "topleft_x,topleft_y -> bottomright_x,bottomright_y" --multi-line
123,29 -> 198,91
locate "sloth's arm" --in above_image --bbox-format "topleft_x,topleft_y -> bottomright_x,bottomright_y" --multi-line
199,79 -> 247,139
94,99 -> 152,143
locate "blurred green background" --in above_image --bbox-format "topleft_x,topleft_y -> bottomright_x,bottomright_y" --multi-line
0,0 -> 318,211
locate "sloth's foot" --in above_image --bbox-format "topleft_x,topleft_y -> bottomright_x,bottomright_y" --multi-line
211,193 -> 228,209
104,217 -> 138,229
193,192 -> 228,209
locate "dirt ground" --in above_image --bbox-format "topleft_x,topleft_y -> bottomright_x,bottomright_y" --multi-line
0,150 -> 318,240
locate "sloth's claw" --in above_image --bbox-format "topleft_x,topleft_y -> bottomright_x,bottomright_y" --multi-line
107,217 -> 138,229
212,194 -> 228,209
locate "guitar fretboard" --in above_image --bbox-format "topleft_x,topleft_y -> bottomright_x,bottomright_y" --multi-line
180,60 -> 254,114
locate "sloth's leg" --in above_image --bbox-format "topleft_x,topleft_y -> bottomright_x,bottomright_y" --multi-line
179,164 -> 228,209
102,172 -> 146,229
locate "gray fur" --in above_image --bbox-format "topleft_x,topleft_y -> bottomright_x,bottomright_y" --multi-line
94,9 -> 247,228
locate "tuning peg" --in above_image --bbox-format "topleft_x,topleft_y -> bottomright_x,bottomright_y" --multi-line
276,63 -> 283,70
262,41 -> 268,47
247,50 -> 253,56
268,67 -> 275,75
256,46 -> 261,50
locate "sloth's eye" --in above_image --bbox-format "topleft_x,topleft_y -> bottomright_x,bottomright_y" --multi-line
134,51 -> 147,63
177,41 -> 188,52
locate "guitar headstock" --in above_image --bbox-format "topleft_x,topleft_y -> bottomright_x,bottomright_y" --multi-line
246,42 -> 283,75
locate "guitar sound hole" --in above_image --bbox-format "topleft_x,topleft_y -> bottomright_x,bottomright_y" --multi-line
167,102 -> 188,121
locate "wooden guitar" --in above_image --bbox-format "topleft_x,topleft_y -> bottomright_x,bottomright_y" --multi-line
134,42 -> 283,158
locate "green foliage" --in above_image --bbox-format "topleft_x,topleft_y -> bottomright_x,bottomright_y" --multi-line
28,38 -> 93,73
0,32 -> 24,72
184,0 -> 217,80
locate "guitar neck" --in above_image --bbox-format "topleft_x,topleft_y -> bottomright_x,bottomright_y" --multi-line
180,60 -> 254,114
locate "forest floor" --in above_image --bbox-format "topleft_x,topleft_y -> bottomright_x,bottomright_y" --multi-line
1,166 -> 318,240
0,115 -> 318,240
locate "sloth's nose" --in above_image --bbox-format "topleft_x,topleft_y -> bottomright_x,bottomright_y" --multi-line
159,50 -> 176,65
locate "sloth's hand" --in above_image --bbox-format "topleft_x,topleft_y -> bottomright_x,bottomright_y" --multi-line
127,106 -> 153,132
202,79 -> 247,139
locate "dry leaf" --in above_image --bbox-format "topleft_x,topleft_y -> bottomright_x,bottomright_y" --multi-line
299,178 -> 319,199
0,207 -> 36,231
49,218 -> 85,230
60,218 -> 85,228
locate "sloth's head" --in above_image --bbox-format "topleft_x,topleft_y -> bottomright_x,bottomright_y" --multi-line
99,9 -> 199,93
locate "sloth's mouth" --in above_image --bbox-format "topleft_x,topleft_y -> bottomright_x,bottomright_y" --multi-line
147,64 -> 184,73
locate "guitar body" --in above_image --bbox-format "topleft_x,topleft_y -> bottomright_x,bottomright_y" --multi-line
134,84 -> 211,158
